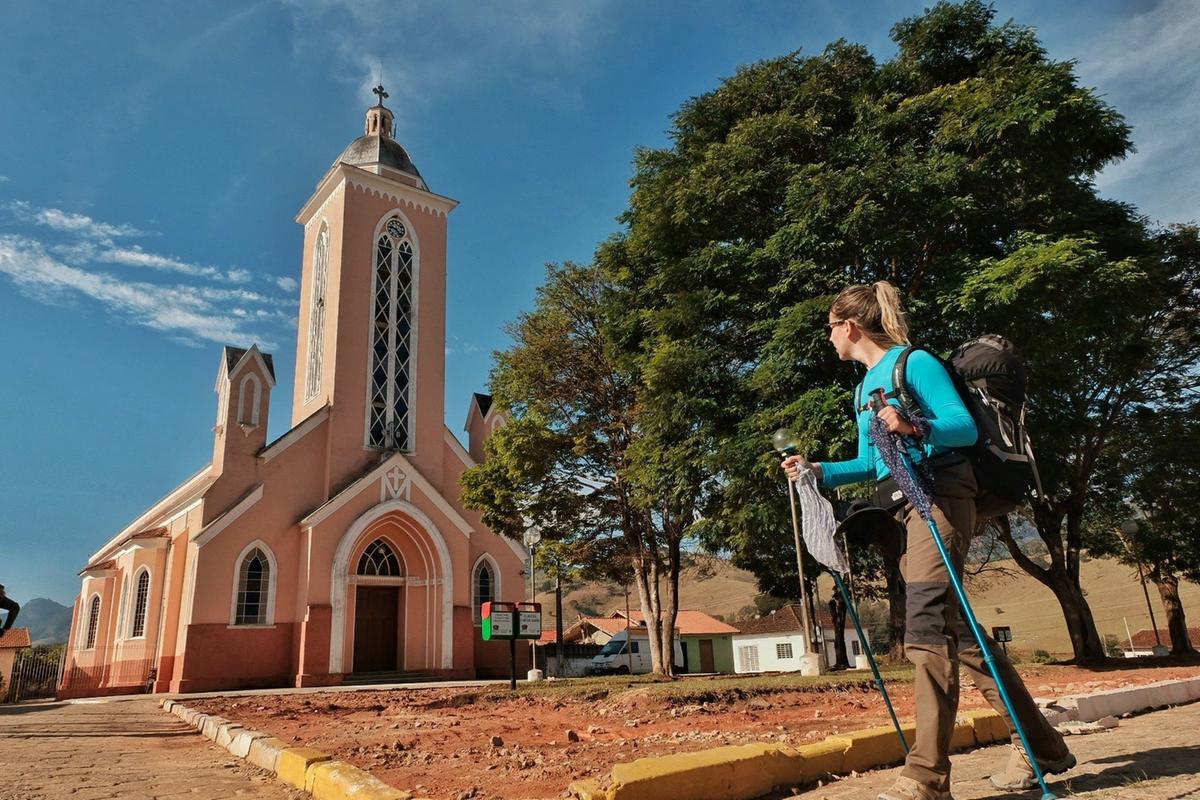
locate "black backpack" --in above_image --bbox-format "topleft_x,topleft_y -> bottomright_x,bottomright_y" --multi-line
857,335 -> 1043,518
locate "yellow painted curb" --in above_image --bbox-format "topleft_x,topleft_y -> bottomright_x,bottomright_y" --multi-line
567,778 -> 608,800
607,743 -> 801,800
306,759 -> 414,799
793,738 -> 847,780
827,725 -> 909,773
951,719 -> 976,751
960,709 -> 1009,745
277,746 -> 332,790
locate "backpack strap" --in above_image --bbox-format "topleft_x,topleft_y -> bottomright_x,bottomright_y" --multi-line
890,345 -> 943,415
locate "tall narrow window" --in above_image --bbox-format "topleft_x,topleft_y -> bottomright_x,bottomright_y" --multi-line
131,570 -> 150,638
115,575 -> 129,639
235,548 -> 271,625
367,217 -> 414,450
472,560 -> 494,623
85,596 -> 101,649
357,539 -> 402,576
304,224 -> 330,403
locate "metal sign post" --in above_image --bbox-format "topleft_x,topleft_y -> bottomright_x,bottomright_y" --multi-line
481,601 -> 542,690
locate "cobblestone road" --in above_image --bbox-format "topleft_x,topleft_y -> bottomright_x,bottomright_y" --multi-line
793,700 -> 1200,799
0,698 -> 304,800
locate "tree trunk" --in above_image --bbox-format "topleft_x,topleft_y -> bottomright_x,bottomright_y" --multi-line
1004,512 -> 1107,664
829,596 -> 850,670
1047,574 -> 1105,664
659,533 -> 681,677
1153,570 -> 1197,655
554,571 -> 565,676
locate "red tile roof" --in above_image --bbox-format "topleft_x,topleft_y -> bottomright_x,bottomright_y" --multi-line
0,628 -> 32,649
1127,627 -> 1198,649
560,609 -> 740,641
732,604 -> 854,635
613,610 -> 739,635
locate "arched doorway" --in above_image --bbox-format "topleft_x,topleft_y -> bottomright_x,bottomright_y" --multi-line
330,501 -> 454,675
351,538 -> 405,673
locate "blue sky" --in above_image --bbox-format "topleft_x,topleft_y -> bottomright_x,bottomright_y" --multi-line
1,0 -> 1196,605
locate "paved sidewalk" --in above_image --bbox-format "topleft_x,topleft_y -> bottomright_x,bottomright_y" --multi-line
0,698 -> 305,800
793,700 -> 1200,799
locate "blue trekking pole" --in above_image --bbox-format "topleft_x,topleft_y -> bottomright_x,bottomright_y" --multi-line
829,568 -> 909,753
775,430 -> 909,754
867,392 -> 1056,800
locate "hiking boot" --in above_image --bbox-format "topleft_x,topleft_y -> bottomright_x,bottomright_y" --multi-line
877,776 -> 954,800
989,742 -> 1076,790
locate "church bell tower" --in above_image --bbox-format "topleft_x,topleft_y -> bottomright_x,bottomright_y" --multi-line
289,87 -> 458,478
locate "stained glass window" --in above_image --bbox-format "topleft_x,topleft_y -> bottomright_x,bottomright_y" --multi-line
234,548 -> 271,625
85,596 -> 101,649
304,224 -> 330,403
131,570 -> 150,638
367,219 -> 414,450
357,539 -> 402,576
472,560 -> 494,624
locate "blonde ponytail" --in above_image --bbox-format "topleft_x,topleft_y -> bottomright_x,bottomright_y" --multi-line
873,281 -> 910,345
830,280 -> 911,347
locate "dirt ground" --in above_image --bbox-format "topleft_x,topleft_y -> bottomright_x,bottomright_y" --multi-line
186,662 -> 1200,800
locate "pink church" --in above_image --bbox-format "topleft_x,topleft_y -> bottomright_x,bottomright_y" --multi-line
60,95 -> 528,697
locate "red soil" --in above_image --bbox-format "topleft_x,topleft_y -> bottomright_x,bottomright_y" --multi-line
186,663 -> 1199,800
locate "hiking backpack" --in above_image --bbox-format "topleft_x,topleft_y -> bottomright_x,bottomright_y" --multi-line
858,335 -> 1044,518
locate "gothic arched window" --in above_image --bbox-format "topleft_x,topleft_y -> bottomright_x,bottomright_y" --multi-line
357,539 -> 402,577
366,218 -> 415,450
85,595 -> 101,649
472,559 -> 495,624
234,547 -> 272,626
304,223 -> 330,403
131,569 -> 150,638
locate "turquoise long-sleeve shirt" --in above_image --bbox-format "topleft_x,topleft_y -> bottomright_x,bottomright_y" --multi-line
817,346 -> 978,487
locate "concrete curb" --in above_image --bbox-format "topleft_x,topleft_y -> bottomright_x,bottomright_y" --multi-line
570,676 -> 1200,800
161,699 -> 424,800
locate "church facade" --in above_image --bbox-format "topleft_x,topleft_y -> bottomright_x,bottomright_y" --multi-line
59,96 -> 527,696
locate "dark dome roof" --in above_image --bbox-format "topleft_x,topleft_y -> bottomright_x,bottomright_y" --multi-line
337,135 -> 423,181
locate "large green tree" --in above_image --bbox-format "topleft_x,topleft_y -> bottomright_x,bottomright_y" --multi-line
605,1 -> 1165,662
460,262 -> 691,676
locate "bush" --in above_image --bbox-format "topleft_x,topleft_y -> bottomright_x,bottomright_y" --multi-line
1031,649 -> 1053,664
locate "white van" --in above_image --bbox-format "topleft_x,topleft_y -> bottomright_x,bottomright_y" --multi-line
588,629 -> 685,675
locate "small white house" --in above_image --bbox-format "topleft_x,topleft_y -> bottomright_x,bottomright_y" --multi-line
732,604 -> 867,673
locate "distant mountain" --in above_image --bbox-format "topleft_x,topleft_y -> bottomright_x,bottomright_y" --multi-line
18,598 -> 73,645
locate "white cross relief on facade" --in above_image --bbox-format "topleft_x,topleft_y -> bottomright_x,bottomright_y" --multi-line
381,465 -> 409,501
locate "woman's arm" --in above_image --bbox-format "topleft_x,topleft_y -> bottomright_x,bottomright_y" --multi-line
906,350 -> 977,448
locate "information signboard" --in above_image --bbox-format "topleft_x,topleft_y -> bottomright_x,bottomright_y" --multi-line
482,601 -> 515,641
992,626 -> 1012,643
517,602 -> 542,639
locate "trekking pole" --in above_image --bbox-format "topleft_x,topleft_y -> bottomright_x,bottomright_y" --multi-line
829,566 -> 909,753
775,430 -> 909,753
868,394 -> 1056,800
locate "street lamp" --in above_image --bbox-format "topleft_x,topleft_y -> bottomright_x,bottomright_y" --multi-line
1120,516 -> 1163,651
523,528 -> 543,680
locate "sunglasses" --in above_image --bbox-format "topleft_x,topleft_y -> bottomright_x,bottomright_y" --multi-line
824,319 -> 850,333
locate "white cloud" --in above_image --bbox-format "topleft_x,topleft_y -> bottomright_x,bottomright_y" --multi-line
225,268 -> 252,283
0,175 -> 9,183
0,235 -> 282,348
6,201 -> 143,239
283,0 -> 613,115
274,275 -> 299,292
1071,0 -> 1200,224
96,245 -> 222,279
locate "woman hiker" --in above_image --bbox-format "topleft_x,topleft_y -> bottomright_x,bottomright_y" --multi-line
781,281 -> 1075,800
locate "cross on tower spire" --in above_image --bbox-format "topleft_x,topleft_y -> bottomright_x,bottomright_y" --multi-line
372,84 -> 389,106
